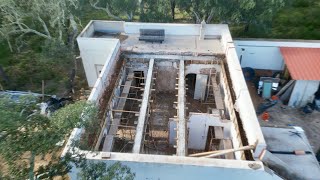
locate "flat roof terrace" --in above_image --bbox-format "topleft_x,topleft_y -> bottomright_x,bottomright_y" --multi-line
80,21 -> 225,56
121,35 -> 223,55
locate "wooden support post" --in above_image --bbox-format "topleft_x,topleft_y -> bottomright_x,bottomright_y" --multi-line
204,145 -> 255,158
114,96 -> 142,102
119,85 -> 143,90
111,109 -> 140,114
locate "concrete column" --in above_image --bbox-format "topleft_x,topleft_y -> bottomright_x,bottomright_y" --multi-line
177,60 -> 187,156
199,20 -> 206,40
132,59 -> 154,153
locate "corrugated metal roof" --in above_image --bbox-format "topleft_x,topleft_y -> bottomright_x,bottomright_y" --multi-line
280,47 -> 320,80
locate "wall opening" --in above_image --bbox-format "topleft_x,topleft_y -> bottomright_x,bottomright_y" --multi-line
186,74 -> 197,98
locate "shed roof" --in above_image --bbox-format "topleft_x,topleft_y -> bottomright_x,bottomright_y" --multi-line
280,47 -> 320,80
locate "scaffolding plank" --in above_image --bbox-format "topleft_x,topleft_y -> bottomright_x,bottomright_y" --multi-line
211,78 -> 224,110
102,73 -> 134,152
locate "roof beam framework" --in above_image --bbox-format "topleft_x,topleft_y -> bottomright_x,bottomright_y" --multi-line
132,59 -> 155,153
177,60 -> 187,156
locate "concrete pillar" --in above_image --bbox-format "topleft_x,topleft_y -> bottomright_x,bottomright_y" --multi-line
177,60 -> 187,156
132,59 -> 154,153
199,20 -> 206,40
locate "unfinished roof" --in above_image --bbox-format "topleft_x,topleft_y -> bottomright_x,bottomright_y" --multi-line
64,21 -> 288,179
280,47 -> 320,80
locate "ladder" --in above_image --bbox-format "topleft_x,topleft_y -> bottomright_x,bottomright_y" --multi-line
203,61 -> 217,105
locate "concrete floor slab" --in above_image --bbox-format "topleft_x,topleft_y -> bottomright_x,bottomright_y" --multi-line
121,35 -> 223,55
262,127 -> 320,180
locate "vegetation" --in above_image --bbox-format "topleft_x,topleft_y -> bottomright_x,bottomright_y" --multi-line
1,0 -> 319,93
0,95 -> 80,178
0,96 -> 135,179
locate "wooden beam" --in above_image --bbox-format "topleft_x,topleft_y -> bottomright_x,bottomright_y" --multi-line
114,96 -> 142,102
205,145 -> 255,158
111,109 -> 140,114
276,80 -> 295,96
119,85 -> 143,90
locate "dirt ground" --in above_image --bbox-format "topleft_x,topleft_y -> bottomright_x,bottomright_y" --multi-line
247,82 -> 320,152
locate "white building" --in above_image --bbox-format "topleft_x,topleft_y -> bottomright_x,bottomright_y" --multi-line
62,21 -> 320,179
235,39 -> 320,107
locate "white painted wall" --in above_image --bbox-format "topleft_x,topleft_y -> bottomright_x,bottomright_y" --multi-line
194,74 -> 208,100
62,129 -> 280,180
234,40 -> 320,70
289,80 -> 320,107
79,20 -> 229,38
187,113 -> 231,150
79,21 -> 95,37
77,38 -> 120,87
124,22 -> 228,36
235,45 -> 285,70
69,159 -> 281,180
235,40 -> 320,48
93,21 -> 124,33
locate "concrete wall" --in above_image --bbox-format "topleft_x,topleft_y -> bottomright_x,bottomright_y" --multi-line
69,158 -> 281,180
289,80 -> 320,107
234,40 -> 320,70
93,21 -> 124,33
187,113 -> 232,150
77,38 -> 120,87
194,74 -> 208,100
223,33 -> 267,159
155,61 -> 178,92
185,64 -> 221,101
124,22 -> 228,36
60,128 -> 281,180
79,20 -> 229,37
185,64 -> 221,75
235,45 -> 285,70
79,21 -> 95,37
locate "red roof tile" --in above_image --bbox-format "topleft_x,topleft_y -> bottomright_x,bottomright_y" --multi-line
280,47 -> 320,80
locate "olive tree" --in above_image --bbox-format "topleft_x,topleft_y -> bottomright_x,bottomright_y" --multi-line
0,0 -> 80,52
90,0 -> 139,21
176,0 -> 286,26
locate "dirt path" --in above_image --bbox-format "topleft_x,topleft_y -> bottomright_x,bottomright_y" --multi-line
246,82 -> 320,152
258,103 -> 320,152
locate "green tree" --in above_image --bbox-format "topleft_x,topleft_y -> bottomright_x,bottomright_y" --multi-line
0,0 -> 79,52
78,161 -> 135,180
0,96 -> 86,179
90,0 -> 139,21
271,0 -> 320,39
233,0 -> 286,33
141,0 -> 172,22
175,0 -> 286,31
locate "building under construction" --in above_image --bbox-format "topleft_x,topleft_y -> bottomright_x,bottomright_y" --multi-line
62,21 -> 320,180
